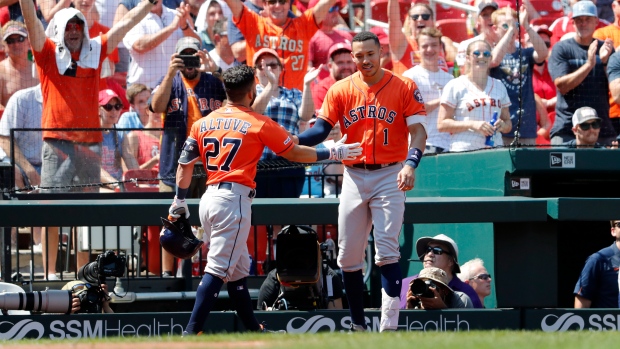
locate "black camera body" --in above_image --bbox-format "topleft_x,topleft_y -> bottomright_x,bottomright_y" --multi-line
410,278 -> 437,298
74,285 -> 108,314
179,55 -> 200,68
78,250 -> 127,284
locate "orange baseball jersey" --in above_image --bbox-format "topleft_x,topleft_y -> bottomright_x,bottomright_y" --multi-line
185,105 -> 295,188
233,7 -> 319,91
34,36 -> 109,143
318,70 -> 426,165
392,38 -> 449,76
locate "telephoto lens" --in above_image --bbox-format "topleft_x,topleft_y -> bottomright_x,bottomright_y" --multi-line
0,290 -> 73,314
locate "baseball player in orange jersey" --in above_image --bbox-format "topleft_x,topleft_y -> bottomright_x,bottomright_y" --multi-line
169,65 -> 361,335
295,31 -> 427,332
223,0 -> 340,90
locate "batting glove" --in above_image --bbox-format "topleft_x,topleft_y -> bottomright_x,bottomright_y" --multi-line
169,196 -> 190,220
328,134 -> 362,161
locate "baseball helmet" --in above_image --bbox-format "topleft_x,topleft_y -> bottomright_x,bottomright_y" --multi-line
159,216 -> 204,259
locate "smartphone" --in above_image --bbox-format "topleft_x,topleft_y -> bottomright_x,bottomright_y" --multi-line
179,55 -> 200,68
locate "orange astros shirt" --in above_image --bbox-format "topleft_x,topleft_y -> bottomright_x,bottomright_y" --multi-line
318,70 -> 426,165
188,105 -> 295,188
233,7 -> 319,91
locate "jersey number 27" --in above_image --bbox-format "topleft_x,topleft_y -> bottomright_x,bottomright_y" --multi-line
203,137 -> 241,172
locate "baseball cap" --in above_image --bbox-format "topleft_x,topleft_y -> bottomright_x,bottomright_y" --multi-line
416,234 -> 461,273
572,106 -> 600,127
477,1 -> 498,15
532,24 -> 552,37
415,267 -> 454,292
327,42 -> 352,60
252,47 -> 281,66
2,23 -> 28,41
369,26 -> 389,46
571,0 -> 597,18
175,37 -> 201,54
98,89 -> 121,106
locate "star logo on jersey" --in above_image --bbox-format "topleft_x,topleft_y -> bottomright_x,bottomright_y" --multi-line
413,89 -> 424,104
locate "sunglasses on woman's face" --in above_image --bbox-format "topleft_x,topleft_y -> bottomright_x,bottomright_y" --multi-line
101,103 -> 123,111
471,50 -> 492,58
5,36 -> 26,45
410,14 -> 431,21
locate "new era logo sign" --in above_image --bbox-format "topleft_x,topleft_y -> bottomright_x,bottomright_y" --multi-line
510,178 -> 530,190
550,153 -> 576,168
511,180 -> 520,189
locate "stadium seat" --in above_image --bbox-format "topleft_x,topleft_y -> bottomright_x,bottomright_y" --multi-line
530,0 -> 565,28
370,0 -> 411,24
436,18 -> 471,44
123,169 -> 159,192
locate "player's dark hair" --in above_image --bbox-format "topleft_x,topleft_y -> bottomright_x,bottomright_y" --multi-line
352,31 -> 380,47
222,65 -> 256,103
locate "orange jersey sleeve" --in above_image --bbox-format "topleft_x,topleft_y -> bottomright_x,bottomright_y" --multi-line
188,105 -> 294,188
233,7 -> 319,90
318,70 -> 426,165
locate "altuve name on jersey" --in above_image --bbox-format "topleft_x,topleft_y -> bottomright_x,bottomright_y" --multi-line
343,105 -> 396,128
200,117 -> 252,135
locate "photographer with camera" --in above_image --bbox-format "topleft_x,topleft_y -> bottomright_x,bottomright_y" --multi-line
61,281 -> 114,314
406,267 -> 473,309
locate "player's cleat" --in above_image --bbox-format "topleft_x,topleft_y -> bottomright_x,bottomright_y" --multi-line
182,330 -> 203,336
349,323 -> 366,332
259,322 -> 286,333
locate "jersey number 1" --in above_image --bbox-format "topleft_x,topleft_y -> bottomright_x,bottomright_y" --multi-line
203,137 -> 241,171
383,129 -> 389,145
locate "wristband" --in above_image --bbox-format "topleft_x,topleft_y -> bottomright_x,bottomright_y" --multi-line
405,148 -> 422,169
176,186 -> 189,200
316,148 -> 330,161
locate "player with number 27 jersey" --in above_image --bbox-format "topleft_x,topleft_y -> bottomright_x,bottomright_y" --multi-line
318,70 -> 427,165
181,105 -> 294,188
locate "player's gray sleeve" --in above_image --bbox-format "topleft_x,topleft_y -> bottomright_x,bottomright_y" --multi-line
450,291 -> 473,308
179,138 -> 200,165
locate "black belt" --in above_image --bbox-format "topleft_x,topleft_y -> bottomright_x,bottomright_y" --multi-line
349,162 -> 399,171
218,182 -> 256,198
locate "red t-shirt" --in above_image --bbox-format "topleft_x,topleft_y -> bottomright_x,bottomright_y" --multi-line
311,74 -> 335,113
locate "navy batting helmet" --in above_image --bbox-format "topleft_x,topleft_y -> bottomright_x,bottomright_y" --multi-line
159,216 -> 204,259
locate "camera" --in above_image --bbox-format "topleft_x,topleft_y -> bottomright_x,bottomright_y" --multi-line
410,278 -> 437,298
73,284 -> 108,314
179,55 -> 200,68
0,290 -> 73,314
78,250 -> 127,285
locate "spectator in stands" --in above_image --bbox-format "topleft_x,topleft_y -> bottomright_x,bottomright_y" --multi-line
490,5 -> 548,146
118,83 -> 152,129
20,0 -> 158,279
458,258 -> 492,308
369,26 -> 392,70
594,0 -> 620,134
307,0 -> 351,81
61,280 -> 114,313
404,267 -> 473,309
529,25 -> 556,121
548,0 -> 617,145
223,0 -> 339,91
402,28 -> 453,154
99,89 -> 138,188
438,40 -> 512,152
0,21 -> 39,119
150,37 -> 225,276
400,234 -> 483,309
208,17 -> 239,72
198,0 -> 223,51
226,0 -> 295,64
123,0 -> 199,88
574,219 -> 620,308
457,1 -> 499,75
126,96 -> 161,171
549,0 -> 609,46
562,106 -> 604,147
185,0 -> 207,27
311,42 -> 355,112
596,0 -> 614,23
0,84 -> 42,189
250,48 -> 319,198
388,0 -> 454,76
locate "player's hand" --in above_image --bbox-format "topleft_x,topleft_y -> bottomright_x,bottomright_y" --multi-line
397,165 -> 415,191
328,134 -> 362,161
169,196 -> 190,220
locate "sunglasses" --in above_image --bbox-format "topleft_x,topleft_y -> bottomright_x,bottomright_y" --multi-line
410,14 -> 431,21
578,120 -> 601,131
471,50 -> 491,57
66,22 -> 84,32
257,63 -> 280,70
71,283 -> 92,292
501,23 -> 509,30
101,103 -> 123,111
425,246 -> 451,256
329,5 -> 340,13
5,36 -> 26,45
470,273 -> 492,281
613,222 -> 620,228
265,0 -> 287,5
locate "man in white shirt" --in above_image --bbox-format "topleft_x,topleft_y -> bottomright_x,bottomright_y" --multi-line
456,1 -> 499,75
